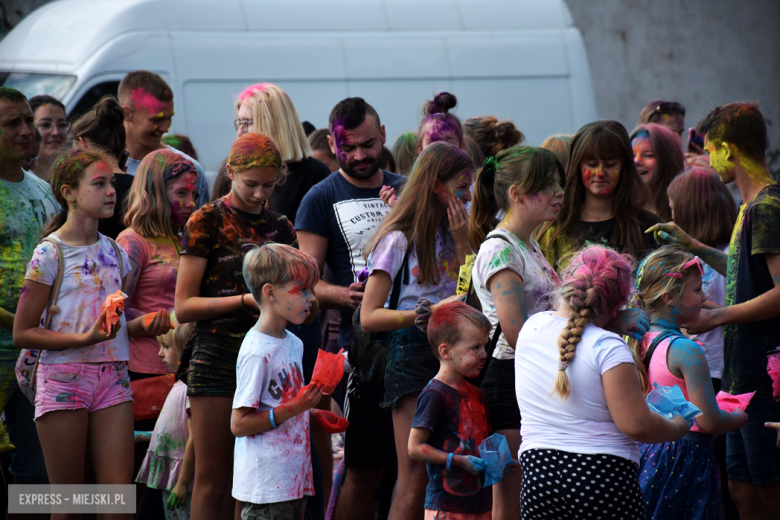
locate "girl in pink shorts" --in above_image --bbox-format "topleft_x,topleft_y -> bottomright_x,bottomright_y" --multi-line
14,149 -> 171,499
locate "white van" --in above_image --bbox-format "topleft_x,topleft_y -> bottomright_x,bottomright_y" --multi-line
0,0 -> 597,172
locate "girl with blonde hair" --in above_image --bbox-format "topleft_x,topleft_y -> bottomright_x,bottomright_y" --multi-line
633,246 -> 746,519
117,148 -> 196,380
235,82 -> 330,224
514,245 -> 689,520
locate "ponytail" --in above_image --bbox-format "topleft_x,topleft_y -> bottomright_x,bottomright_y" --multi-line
467,146 -> 564,252
468,157 -> 500,251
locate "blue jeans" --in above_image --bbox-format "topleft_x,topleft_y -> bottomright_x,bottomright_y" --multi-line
726,398 -> 780,483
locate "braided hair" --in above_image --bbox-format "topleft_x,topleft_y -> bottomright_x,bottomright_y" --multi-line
552,245 -> 634,400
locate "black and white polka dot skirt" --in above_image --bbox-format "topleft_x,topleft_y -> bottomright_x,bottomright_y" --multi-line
520,449 -> 646,519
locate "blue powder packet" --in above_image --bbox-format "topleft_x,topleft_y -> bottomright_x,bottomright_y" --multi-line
478,433 -> 513,487
646,383 -> 702,427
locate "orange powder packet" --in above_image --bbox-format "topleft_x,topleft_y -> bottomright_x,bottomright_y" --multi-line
310,348 -> 345,395
101,290 -> 127,335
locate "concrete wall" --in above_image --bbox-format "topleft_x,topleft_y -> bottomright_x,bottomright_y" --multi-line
565,0 -> 780,175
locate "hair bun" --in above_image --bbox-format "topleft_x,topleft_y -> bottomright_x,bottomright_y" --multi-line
424,92 -> 457,116
95,95 -> 124,128
493,121 -> 524,148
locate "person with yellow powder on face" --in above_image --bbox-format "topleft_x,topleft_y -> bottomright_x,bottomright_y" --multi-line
118,70 -> 210,208
649,102 -> 780,520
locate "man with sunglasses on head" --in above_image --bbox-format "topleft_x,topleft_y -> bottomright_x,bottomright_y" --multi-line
637,99 -> 686,138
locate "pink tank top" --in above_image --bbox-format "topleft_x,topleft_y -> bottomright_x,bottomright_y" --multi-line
642,331 -> 703,433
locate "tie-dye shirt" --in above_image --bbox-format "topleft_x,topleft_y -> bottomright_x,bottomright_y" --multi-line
368,228 -> 459,311
180,195 -> 297,339
0,170 -> 58,354
722,185 -> 780,399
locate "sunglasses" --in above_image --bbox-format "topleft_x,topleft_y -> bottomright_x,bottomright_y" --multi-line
666,257 -> 704,279
652,102 -> 686,117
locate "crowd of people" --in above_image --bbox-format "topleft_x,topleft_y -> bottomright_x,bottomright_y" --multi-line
0,69 -> 779,520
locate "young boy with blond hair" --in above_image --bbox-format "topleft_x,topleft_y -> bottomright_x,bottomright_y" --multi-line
409,301 -> 517,520
230,243 -> 325,520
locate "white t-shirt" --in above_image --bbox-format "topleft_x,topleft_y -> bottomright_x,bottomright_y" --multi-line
472,229 -> 561,360
25,233 -> 131,364
515,312 -> 639,463
688,245 -> 728,379
368,229 -> 459,310
232,329 -> 313,504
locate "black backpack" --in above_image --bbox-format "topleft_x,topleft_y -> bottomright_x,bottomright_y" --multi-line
348,249 -> 411,398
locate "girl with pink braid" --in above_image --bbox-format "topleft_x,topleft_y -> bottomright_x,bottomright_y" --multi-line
514,245 -> 689,520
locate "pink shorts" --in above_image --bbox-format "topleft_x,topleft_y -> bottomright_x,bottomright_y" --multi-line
424,510 -> 491,520
34,362 -> 133,420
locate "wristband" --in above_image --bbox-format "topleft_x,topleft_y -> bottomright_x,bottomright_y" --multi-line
269,407 -> 278,429
446,452 -> 454,471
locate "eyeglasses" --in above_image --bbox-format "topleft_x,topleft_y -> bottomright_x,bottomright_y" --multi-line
652,102 -> 686,117
666,256 -> 704,279
234,119 -> 254,132
36,121 -> 70,133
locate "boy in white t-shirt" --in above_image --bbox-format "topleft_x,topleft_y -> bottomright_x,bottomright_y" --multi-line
230,243 -> 326,520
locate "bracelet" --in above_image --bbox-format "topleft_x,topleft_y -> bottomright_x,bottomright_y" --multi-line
269,408 -> 278,429
446,452 -> 454,471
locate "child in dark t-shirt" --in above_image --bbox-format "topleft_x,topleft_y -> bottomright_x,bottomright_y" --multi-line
409,302 -> 518,519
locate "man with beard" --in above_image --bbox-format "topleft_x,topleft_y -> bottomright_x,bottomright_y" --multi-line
297,97 -> 405,520
118,70 -> 209,208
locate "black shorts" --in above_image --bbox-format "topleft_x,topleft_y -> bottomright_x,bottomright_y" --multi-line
480,357 -> 521,431
187,333 -> 243,398
344,375 -> 397,467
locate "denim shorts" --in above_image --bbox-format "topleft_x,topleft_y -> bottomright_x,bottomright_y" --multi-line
480,357 -> 521,431
726,398 -> 780,483
382,327 -> 439,409
187,333 -> 243,398
34,361 -> 133,420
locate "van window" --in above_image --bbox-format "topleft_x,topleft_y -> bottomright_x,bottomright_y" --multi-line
69,81 -> 120,120
0,72 -> 76,100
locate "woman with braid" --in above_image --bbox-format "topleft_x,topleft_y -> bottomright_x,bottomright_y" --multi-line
514,245 -> 689,520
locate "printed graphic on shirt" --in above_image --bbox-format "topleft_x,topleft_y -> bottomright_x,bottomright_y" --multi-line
333,198 -> 393,283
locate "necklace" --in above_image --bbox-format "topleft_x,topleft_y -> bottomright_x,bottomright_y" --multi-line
580,209 -> 613,222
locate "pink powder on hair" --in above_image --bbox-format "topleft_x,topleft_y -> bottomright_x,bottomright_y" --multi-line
238,83 -> 271,103
131,88 -> 166,114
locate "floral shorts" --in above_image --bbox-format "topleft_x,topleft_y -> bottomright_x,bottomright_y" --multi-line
34,361 -> 133,420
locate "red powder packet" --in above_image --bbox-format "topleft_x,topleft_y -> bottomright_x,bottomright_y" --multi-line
715,391 -> 755,413
101,290 -> 127,335
311,348 -> 345,395
310,409 -> 349,434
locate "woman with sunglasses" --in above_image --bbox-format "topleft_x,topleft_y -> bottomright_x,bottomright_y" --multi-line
632,245 -> 746,520
234,83 -> 330,226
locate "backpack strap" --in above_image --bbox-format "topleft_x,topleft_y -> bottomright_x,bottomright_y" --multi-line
40,238 -> 65,330
471,233 -> 514,381
106,237 -> 125,276
643,329 -> 685,372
